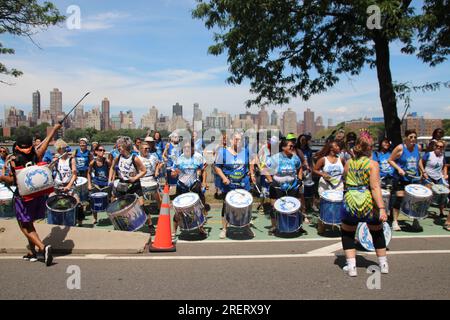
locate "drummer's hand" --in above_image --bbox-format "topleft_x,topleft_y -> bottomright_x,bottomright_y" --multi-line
128,177 -> 136,183
88,185 -> 93,191
54,123 -> 63,130
250,175 -> 257,185
63,186 -> 70,193
422,172 -> 429,180
379,209 -> 388,222
444,175 -> 448,180
398,169 -> 406,177
222,177 -> 231,185
323,174 -> 331,181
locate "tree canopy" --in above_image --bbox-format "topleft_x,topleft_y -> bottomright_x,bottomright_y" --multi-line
0,0 -> 65,84
193,0 -> 449,145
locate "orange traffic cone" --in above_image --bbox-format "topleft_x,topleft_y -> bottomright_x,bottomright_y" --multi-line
149,184 -> 176,252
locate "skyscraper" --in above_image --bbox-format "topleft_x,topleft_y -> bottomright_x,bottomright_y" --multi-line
101,98 -> 110,130
282,108 -> 297,135
327,118 -> 333,128
193,103 -> 202,122
271,110 -> 279,126
304,108 -> 315,135
50,88 -> 62,124
258,106 -> 269,129
173,102 -> 183,118
32,90 -> 40,125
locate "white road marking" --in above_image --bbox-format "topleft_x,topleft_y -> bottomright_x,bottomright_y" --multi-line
307,242 -> 342,255
1,250 -> 450,261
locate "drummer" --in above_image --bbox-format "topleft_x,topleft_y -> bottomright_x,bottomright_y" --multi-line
0,147 -> 9,176
0,122 -> 61,266
215,132 -> 255,239
49,139 -> 84,227
171,139 -> 208,236
263,138 -> 304,235
213,133 -> 227,199
74,138 -> 93,178
87,144 -> 112,224
313,140 -> 344,233
388,129 -> 425,232
162,132 -> 181,188
421,140 -> 448,218
296,133 -> 315,215
340,130 -> 389,277
373,137 -> 395,218
139,139 -> 162,210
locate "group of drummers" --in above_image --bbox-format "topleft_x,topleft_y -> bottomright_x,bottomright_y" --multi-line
0,122 -> 448,272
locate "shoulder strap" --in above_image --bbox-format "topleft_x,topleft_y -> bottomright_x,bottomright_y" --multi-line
131,154 -> 138,172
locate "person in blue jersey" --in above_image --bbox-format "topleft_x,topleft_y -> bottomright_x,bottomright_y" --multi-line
389,129 -> 426,231
193,131 -> 205,154
296,133 -> 315,216
212,133 -> 227,198
34,136 -> 54,164
373,138 -> 395,188
87,144 -> 112,224
171,139 -> 208,236
0,147 -> 9,176
215,132 -> 255,239
132,137 -> 142,156
264,138 -> 304,235
421,140 -> 448,220
153,131 -> 165,161
74,138 -> 93,178
163,132 -> 181,187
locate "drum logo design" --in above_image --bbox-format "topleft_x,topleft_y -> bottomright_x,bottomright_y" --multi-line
25,169 -> 50,192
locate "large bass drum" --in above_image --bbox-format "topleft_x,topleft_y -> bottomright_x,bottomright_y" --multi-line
46,194 -> 78,226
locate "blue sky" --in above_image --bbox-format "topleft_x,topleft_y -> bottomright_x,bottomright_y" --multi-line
0,0 -> 449,124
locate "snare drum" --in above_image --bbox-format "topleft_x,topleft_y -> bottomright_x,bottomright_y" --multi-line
75,177 -> 88,201
140,178 -> 159,201
0,186 -> 16,218
401,184 -> 432,220
303,181 -> 315,199
319,190 -> 343,225
274,196 -> 301,233
356,222 -> 392,251
431,184 -> 449,207
106,194 -> 147,232
46,194 -> 78,226
381,189 -> 391,211
90,192 -> 109,212
173,192 -> 205,231
225,189 -> 253,227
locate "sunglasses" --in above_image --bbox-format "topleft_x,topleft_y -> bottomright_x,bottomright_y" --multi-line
144,148 -> 150,150
408,135 -> 417,139
436,145 -> 444,149
97,149 -> 105,152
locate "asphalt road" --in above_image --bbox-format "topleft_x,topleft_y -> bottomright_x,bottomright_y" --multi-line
0,237 -> 449,300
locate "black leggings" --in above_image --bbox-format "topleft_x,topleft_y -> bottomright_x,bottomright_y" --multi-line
341,223 -> 386,250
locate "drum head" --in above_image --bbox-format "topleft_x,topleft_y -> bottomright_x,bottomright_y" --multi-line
46,195 -> 77,212
432,184 -> 449,194
356,222 -> 392,251
76,177 -> 88,186
381,189 -> 390,197
91,192 -> 108,198
320,190 -> 343,202
106,194 -> 137,213
225,189 -> 253,208
274,196 -> 301,215
173,193 -> 199,209
405,184 -> 432,198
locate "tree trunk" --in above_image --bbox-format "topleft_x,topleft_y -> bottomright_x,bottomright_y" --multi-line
374,34 -> 402,147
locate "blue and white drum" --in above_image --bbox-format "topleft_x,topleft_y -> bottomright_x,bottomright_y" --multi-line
225,189 -> 253,227
90,192 -> 109,212
140,178 -> 158,202
401,184 -> 432,220
274,196 -> 301,233
173,192 -> 205,231
0,186 -> 16,218
106,194 -> 147,232
431,184 -> 449,207
75,177 -> 89,201
356,222 -> 392,251
319,190 -> 343,225
46,194 -> 78,226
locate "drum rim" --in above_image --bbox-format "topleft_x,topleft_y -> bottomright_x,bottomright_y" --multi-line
46,195 -> 78,213
76,177 -> 88,184
90,192 -> 109,198
274,196 -> 301,214
173,192 -> 200,209
320,191 -> 344,202
225,189 -> 253,208
431,184 -> 449,193
106,193 -> 139,216
404,184 -> 432,197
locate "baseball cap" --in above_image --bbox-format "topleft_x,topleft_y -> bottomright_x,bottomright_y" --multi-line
286,133 -> 297,140
144,137 -> 154,142
79,138 -> 89,144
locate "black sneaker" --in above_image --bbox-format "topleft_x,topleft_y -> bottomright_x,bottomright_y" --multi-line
149,224 -> 156,236
23,253 -> 38,262
44,245 -> 53,267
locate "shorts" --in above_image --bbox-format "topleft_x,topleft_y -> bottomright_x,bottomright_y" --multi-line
14,196 -> 46,223
340,203 -> 382,226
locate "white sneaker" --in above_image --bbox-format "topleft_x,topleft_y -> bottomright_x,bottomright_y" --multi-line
380,262 -> 389,274
219,229 -> 226,239
343,265 -> 357,277
392,221 -> 401,231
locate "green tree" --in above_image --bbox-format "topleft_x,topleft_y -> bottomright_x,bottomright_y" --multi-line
443,119 -> 450,136
193,0 -> 449,146
0,0 -> 65,84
